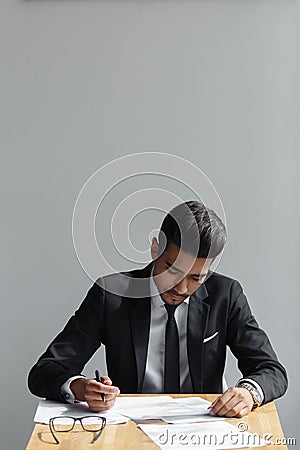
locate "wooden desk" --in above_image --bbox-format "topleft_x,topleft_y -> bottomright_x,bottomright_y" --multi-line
26,394 -> 287,449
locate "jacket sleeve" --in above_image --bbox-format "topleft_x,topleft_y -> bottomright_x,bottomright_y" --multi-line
27,281 -> 105,402
226,280 -> 288,404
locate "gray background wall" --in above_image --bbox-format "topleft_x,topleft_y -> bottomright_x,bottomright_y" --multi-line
1,1 -> 299,449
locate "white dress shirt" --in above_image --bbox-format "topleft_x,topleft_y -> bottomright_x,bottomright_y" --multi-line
141,269 -> 193,393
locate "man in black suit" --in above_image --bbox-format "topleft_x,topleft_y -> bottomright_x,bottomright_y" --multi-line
28,201 -> 287,418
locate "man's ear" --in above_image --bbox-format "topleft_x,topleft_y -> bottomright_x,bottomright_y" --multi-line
151,237 -> 159,260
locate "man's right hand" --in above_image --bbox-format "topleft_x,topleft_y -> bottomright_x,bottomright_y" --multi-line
70,376 -> 120,412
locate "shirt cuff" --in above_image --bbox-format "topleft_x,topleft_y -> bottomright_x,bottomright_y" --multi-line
236,378 -> 264,403
61,375 -> 86,404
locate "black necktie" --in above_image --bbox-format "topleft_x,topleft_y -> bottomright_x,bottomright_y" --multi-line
164,303 -> 180,393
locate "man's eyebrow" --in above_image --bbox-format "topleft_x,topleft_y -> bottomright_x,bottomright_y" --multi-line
165,261 -> 207,278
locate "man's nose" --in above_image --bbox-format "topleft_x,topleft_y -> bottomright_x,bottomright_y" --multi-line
175,277 -> 188,294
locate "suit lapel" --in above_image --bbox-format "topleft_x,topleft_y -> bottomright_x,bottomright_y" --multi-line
130,297 -> 151,392
127,263 -> 153,393
187,283 -> 210,392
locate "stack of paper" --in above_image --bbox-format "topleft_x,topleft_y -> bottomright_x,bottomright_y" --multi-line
34,396 -> 230,425
112,396 -> 227,423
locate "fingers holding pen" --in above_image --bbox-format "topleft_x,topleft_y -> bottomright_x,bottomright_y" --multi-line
88,379 -> 120,398
95,370 -> 109,401
85,379 -> 120,411
69,376 -> 120,412
100,375 -> 112,386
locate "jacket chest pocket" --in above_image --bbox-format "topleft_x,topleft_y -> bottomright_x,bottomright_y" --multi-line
203,331 -> 219,349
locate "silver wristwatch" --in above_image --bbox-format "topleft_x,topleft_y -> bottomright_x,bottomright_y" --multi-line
238,382 -> 263,409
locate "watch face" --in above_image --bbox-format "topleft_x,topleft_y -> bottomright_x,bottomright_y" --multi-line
239,383 -> 262,405
254,389 -> 262,403
250,387 -> 262,404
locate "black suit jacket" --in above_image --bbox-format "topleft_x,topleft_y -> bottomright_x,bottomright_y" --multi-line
28,263 -> 287,404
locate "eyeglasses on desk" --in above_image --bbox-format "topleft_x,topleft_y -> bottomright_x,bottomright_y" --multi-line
49,415 -> 106,444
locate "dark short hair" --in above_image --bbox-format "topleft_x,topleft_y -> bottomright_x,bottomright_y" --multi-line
158,201 -> 226,259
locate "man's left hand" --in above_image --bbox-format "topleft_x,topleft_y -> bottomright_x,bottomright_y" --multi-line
209,387 -> 254,418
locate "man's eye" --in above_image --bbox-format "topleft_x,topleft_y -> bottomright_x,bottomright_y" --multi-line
168,268 -> 179,275
192,276 -> 206,283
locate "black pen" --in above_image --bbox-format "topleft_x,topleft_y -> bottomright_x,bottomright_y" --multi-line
95,369 -> 105,402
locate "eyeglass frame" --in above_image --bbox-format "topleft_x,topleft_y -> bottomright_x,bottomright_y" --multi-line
49,415 -> 107,444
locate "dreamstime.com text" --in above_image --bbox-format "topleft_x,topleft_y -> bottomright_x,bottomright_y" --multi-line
158,428 -> 296,447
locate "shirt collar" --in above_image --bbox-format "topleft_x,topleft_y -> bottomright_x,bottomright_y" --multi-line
149,266 -> 190,309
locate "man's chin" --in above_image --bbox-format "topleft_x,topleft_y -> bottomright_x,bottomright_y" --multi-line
162,292 -> 186,305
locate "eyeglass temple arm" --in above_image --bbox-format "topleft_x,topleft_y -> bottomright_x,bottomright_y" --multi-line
91,418 -> 106,443
91,427 -> 104,443
49,420 -> 59,445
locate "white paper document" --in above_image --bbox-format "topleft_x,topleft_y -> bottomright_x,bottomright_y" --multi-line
111,395 -> 173,420
138,422 -> 270,449
112,396 -> 227,423
158,397 -> 228,423
34,399 -> 129,425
